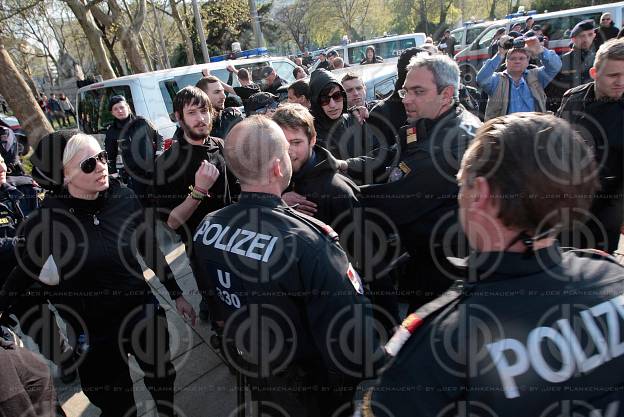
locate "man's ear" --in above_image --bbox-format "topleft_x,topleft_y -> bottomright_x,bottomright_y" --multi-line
466,177 -> 493,211
309,134 -> 317,147
589,66 -> 597,80
442,85 -> 455,104
272,158 -> 283,179
174,111 -> 181,122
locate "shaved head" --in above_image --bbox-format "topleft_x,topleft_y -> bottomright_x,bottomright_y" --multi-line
225,116 -> 292,190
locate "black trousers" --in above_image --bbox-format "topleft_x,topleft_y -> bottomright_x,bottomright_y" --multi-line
77,303 -> 176,417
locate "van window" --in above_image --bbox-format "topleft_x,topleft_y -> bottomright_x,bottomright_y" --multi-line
271,60 -> 297,83
373,76 -> 396,100
536,12 -> 601,40
477,26 -> 502,49
347,38 -> 418,63
466,27 -> 484,45
78,85 -> 133,134
452,30 -> 465,46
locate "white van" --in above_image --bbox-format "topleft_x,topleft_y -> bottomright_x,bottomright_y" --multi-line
455,1 -> 624,85
309,33 -> 427,71
76,56 -> 298,142
450,20 -> 507,55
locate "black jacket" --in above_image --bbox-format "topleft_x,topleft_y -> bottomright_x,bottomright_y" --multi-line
364,246 -> 624,417
594,23 -> 620,49
359,104 -> 481,308
210,107 -> 243,139
104,114 -> 163,181
287,145 -> 358,230
192,192 -> 384,416
309,69 -> 387,184
153,135 -> 239,247
0,180 -> 181,324
557,81 -> 624,251
546,47 -> 596,112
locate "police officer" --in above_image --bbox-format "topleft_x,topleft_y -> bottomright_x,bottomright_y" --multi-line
360,113 -> 624,417
360,53 -> 482,311
546,19 -> 597,111
192,116 -> 384,417
557,38 -> 624,253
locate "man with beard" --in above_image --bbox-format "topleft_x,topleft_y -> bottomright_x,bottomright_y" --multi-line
153,86 -> 239,323
195,76 -> 243,139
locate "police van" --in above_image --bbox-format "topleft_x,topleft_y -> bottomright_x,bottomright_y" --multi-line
76,56 -> 298,144
308,33 -> 427,71
450,19 -> 507,55
455,1 -> 624,86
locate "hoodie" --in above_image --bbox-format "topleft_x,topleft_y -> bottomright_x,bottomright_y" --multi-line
287,145 -> 358,229
309,69 -> 383,183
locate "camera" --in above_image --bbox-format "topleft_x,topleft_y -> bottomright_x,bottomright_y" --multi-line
512,37 -> 526,48
499,35 -> 514,49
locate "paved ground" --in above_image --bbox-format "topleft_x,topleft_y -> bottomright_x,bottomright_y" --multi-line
16,225 -> 242,417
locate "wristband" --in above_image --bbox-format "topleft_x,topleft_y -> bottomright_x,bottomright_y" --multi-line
193,185 -> 208,194
190,190 -> 206,201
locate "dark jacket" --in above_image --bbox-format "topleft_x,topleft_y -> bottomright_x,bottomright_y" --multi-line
360,56 -> 384,65
309,69 -> 385,184
263,75 -> 288,96
287,145 -> 358,230
545,46 -> 595,112
210,107 -> 243,139
104,114 -> 163,181
359,104 -> 481,309
594,23 -> 620,49
153,135 -> 239,247
0,180 -> 181,323
557,81 -> 624,252
363,246 -> 624,417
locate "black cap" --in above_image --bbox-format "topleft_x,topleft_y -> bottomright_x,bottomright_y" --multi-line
30,129 -> 79,191
327,50 -> 338,57
524,30 -> 536,38
244,92 -> 278,115
570,19 -> 595,37
532,24 -> 541,31
108,95 -> 126,111
508,31 -> 523,38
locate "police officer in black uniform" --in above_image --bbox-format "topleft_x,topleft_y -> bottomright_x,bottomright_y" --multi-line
557,38 -> 624,253
360,113 -> 624,417
192,116 -> 384,417
546,19 -> 597,111
360,53 -> 482,311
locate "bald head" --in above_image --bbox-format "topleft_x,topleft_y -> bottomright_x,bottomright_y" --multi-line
225,116 -> 292,192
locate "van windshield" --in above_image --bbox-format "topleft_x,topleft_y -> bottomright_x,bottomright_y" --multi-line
347,38 -> 418,63
78,85 -> 133,134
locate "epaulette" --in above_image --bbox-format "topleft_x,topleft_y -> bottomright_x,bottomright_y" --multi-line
278,205 -> 340,243
562,82 -> 592,98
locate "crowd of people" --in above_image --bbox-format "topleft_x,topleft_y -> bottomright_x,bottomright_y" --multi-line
1,11 -> 624,417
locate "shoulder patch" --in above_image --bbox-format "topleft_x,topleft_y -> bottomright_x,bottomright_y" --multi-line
406,127 -> 417,144
346,263 -> 364,294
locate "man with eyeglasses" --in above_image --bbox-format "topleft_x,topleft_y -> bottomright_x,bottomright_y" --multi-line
359,53 -> 482,311
595,12 -> 619,50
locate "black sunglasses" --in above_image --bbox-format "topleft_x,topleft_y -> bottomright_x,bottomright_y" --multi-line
80,150 -> 108,174
319,91 -> 344,106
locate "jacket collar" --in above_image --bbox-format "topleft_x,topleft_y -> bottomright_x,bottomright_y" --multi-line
238,192 -> 283,208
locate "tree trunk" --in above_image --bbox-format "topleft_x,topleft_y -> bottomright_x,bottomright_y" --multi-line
63,0 -> 116,80
489,0 -> 498,20
170,0 -> 196,65
0,41 -> 53,148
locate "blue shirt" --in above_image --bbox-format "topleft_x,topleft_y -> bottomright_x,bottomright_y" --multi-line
476,49 -> 562,114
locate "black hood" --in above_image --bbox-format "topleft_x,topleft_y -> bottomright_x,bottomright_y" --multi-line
309,69 -> 348,127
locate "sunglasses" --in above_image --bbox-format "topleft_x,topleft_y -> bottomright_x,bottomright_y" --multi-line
256,101 -> 279,114
80,151 -> 108,174
319,91 -> 344,106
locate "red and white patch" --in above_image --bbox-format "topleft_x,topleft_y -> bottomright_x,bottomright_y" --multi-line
346,263 -> 364,294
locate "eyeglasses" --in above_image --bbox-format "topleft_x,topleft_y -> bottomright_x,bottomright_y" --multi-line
397,87 -> 426,98
79,151 -> 108,174
255,102 -> 279,114
319,91 -> 344,106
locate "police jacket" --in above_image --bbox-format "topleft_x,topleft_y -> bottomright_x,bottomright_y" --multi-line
192,192 -> 384,389
546,47 -> 595,111
362,245 -> 624,417
310,69 -> 386,183
0,180 -> 182,326
0,183 -> 25,282
153,135 -> 239,247
286,145 -> 359,230
104,114 -> 163,181
557,82 -> 624,250
359,104 -> 481,307
210,107 -> 243,140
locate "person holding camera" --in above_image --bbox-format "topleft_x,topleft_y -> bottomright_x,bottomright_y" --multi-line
476,35 -> 561,120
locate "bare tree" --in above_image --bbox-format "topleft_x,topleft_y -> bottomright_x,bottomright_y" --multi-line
323,0 -> 372,41
63,0 -> 116,79
0,39 -> 54,147
169,0 -> 195,65
275,0 -> 313,52
90,0 -> 148,74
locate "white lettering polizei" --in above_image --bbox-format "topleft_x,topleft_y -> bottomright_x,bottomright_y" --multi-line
486,295 -> 624,399
193,220 -> 279,263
